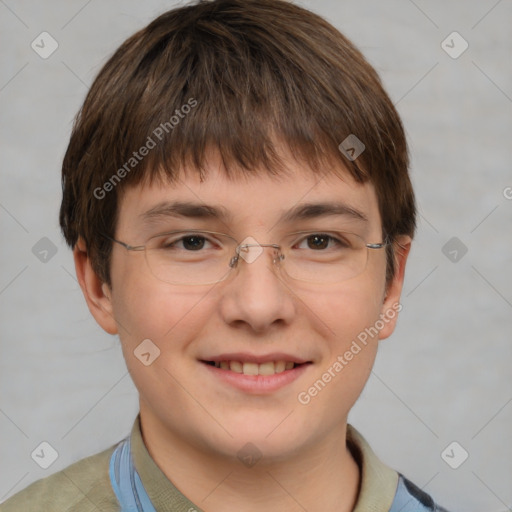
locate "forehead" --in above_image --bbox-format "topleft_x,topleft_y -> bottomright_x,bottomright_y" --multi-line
117,154 -> 382,236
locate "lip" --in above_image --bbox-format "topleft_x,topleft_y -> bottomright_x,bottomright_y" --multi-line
199,355 -> 312,394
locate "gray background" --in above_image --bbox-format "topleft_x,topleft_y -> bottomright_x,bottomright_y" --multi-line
1,1 -> 511,510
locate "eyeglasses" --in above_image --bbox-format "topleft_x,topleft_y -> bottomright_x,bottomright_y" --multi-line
103,229 -> 388,286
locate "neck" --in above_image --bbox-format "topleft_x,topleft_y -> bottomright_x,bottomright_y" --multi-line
139,408 -> 360,512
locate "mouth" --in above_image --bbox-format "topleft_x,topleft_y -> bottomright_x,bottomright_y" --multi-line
199,354 -> 313,393
201,360 -> 307,376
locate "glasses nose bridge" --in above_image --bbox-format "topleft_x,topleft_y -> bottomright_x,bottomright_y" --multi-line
231,242 -> 284,269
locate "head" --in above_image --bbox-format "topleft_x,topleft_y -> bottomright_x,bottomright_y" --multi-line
61,0 -> 415,462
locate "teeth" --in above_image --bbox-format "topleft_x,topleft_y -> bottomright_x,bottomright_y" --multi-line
274,361 -> 286,373
258,361 -> 275,376
212,360 -> 298,375
242,362 -> 259,375
229,361 -> 243,373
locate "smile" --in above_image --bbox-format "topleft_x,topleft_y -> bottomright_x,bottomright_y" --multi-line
200,355 -> 312,393
204,360 -> 300,376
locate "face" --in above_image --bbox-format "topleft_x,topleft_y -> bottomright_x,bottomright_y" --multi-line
77,150 -> 410,463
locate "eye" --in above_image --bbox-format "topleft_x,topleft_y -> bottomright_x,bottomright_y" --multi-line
157,233 -> 215,251
294,233 -> 349,251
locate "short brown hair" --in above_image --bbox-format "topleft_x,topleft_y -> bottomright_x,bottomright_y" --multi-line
59,0 -> 416,287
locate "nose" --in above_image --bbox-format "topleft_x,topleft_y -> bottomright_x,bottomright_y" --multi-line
219,241 -> 296,334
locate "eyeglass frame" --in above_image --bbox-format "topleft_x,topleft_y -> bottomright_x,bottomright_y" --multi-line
101,229 -> 390,285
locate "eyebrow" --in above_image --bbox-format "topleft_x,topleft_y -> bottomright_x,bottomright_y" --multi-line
139,200 -> 368,225
280,202 -> 368,224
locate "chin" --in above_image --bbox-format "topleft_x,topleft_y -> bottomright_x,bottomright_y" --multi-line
199,413 -> 314,462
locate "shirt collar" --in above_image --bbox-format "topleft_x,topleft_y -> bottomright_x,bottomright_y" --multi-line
347,424 -> 399,511
130,415 -> 398,511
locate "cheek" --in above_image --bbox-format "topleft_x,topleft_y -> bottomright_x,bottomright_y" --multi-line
296,279 -> 385,420
110,262 -> 221,368
110,272 -> 213,393
310,274 -> 385,349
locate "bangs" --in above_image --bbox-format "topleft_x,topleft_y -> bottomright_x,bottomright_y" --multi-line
75,0 -> 383,197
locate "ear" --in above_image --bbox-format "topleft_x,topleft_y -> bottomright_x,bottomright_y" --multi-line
73,238 -> 118,335
378,236 -> 412,340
